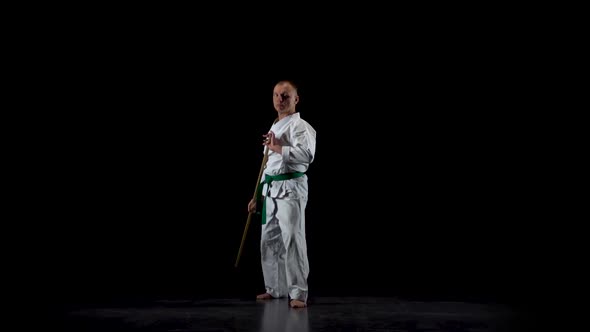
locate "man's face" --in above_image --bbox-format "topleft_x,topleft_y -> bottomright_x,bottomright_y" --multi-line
273,83 -> 298,113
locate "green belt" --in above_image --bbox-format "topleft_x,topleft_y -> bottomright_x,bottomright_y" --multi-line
256,172 -> 305,224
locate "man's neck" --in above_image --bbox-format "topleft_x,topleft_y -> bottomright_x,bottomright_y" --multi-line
278,111 -> 296,120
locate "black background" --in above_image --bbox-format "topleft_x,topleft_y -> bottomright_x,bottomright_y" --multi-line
23,15 -> 550,316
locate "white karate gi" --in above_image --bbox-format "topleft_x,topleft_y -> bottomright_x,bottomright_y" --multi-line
260,112 -> 316,303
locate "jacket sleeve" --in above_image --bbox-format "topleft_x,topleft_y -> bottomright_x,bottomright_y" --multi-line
281,124 -> 316,164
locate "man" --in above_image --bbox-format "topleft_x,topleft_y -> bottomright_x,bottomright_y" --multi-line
248,80 -> 317,308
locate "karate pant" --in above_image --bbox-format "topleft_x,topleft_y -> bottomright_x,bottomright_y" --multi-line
260,195 -> 309,302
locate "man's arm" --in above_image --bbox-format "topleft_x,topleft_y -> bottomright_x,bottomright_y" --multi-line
281,126 -> 316,164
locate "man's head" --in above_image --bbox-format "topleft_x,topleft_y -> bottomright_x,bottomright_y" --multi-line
273,80 -> 299,116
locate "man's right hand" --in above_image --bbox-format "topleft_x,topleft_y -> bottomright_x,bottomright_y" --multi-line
248,198 -> 257,214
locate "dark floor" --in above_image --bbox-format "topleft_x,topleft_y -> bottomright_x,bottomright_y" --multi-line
58,296 -> 535,331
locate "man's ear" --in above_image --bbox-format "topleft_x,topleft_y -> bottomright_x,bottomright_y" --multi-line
295,95 -> 299,104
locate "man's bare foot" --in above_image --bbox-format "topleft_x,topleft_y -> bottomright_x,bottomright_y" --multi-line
256,293 -> 274,300
290,299 -> 306,308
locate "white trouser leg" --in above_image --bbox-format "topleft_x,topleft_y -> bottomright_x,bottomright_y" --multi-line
260,196 -> 309,302
260,196 -> 288,298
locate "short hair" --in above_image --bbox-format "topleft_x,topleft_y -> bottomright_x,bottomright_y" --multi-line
275,80 -> 298,93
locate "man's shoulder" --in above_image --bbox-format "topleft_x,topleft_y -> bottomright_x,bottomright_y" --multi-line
291,120 -> 316,138
292,115 -> 316,132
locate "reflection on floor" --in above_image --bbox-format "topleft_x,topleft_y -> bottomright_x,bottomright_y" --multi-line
60,296 -> 533,331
